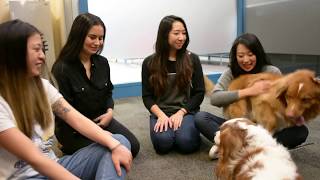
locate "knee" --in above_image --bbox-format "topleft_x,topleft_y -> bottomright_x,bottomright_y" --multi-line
290,125 -> 309,146
175,133 -> 201,154
194,112 -> 208,126
194,111 -> 207,121
130,139 -> 140,158
175,138 -> 200,154
151,133 -> 174,154
297,125 -> 309,142
275,126 -> 309,149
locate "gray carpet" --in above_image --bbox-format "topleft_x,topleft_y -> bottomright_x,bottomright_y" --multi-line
113,96 -> 320,180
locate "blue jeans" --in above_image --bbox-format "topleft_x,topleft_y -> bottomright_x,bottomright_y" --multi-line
194,111 -> 308,149
194,111 -> 225,142
27,134 -> 130,180
149,114 -> 201,154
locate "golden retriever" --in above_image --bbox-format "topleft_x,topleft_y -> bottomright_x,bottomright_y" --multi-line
204,75 -> 215,95
224,69 -> 320,133
211,118 -> 301,180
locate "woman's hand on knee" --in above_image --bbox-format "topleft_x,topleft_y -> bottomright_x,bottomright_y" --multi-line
170,110 -> 184,131
111,144 -> 132,176
154,115 -> 171,132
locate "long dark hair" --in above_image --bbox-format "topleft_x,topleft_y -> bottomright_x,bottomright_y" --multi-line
54,13 -> 106,64
229,33 -> 271,78
148,15 -> 193,96
0,20 -> 52,137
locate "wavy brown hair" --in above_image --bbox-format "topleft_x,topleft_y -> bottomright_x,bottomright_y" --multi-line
148,15 -> 193,96
0,20 -> 52,137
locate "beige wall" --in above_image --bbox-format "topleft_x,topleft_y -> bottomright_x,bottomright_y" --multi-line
1,1 -> 79,68
49,0 -> 67,60
0,0 -> 10,23
4,0 -> 74,70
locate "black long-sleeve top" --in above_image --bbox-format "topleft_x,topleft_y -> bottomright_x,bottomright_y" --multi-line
52,54 -> 114,121
142,52 -> 205,115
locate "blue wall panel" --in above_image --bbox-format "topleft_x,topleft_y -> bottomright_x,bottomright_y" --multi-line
113,73 -> 221,99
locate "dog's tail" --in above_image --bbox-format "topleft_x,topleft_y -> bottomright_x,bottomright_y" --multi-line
204,75 -> 215,96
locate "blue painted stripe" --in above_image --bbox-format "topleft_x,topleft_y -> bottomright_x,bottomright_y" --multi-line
237,0 -> 245,36
113,82 -> 142,99
79,0 -> 88,13
113,73 -> 221,99
206,73 -> 221,84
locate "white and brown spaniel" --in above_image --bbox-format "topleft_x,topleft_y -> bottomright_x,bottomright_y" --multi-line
210,118 -> 302,180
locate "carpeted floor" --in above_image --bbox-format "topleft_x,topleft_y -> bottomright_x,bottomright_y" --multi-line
113,96 -> 320,180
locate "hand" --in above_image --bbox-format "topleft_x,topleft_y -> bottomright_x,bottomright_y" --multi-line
111,144 -> 132,176
94,111 -> 113,128
154,114 -> 171,133
247,80 -> 272,96
170,110 -> 184,131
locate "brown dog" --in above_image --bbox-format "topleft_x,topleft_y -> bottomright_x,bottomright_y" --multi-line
224,69 -> 320,133
204,75 -> 215,96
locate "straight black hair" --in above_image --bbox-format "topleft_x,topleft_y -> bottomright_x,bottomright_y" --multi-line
229,33 -> 272,78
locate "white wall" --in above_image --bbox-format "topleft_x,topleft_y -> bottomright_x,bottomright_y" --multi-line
88,0 -> 237,59
246,0 -> 320,55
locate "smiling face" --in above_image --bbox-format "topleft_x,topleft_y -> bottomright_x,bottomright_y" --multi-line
168,21 -> 186,53
236,43 -> 257,72
26,33 -> 45,77
82,25 -> 104,56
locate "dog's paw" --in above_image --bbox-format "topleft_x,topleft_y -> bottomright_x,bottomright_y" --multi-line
209,145 -> 219,160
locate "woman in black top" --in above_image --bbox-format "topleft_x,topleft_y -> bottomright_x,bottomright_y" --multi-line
142,15 -> 205,154
52,13 -> 140,157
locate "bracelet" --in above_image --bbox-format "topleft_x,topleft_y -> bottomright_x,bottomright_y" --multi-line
180,108 -> 187,114
110,143 -> 121,151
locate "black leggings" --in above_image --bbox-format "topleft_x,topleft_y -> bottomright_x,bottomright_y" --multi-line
56,118 -> 140,158
104,118 -> 140,157
194,111 -> 308,149
274,125 -> 309,149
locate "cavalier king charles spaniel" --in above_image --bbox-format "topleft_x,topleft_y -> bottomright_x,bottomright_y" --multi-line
210,118 -> 302,180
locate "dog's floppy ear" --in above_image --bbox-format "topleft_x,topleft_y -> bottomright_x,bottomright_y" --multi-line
216,127 -> 245,179
219,127 -> 246,161
312,77 -> 320,101
272,78 -> 289,106
273,78 -> 288,98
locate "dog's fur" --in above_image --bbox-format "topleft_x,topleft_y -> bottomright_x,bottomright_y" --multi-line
204,75 -> 215,95
224,69 -> 320,133
210,118 -> 301,180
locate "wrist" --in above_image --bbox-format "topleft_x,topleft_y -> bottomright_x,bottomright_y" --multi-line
239,89 -> 250,98
110,142 -> 121,151
179,108 -> 187,115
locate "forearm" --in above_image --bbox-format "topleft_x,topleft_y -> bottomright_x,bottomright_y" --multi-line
210,90 -> 239,107
53,98 -> 120,150
185,54 -> 205,111
150,104 -> 166,118
184,92 -> 204,112
106,95 -> 114,109
30,156 -> 78,180
141,58 -> 156,111
0,128 -> 78,179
